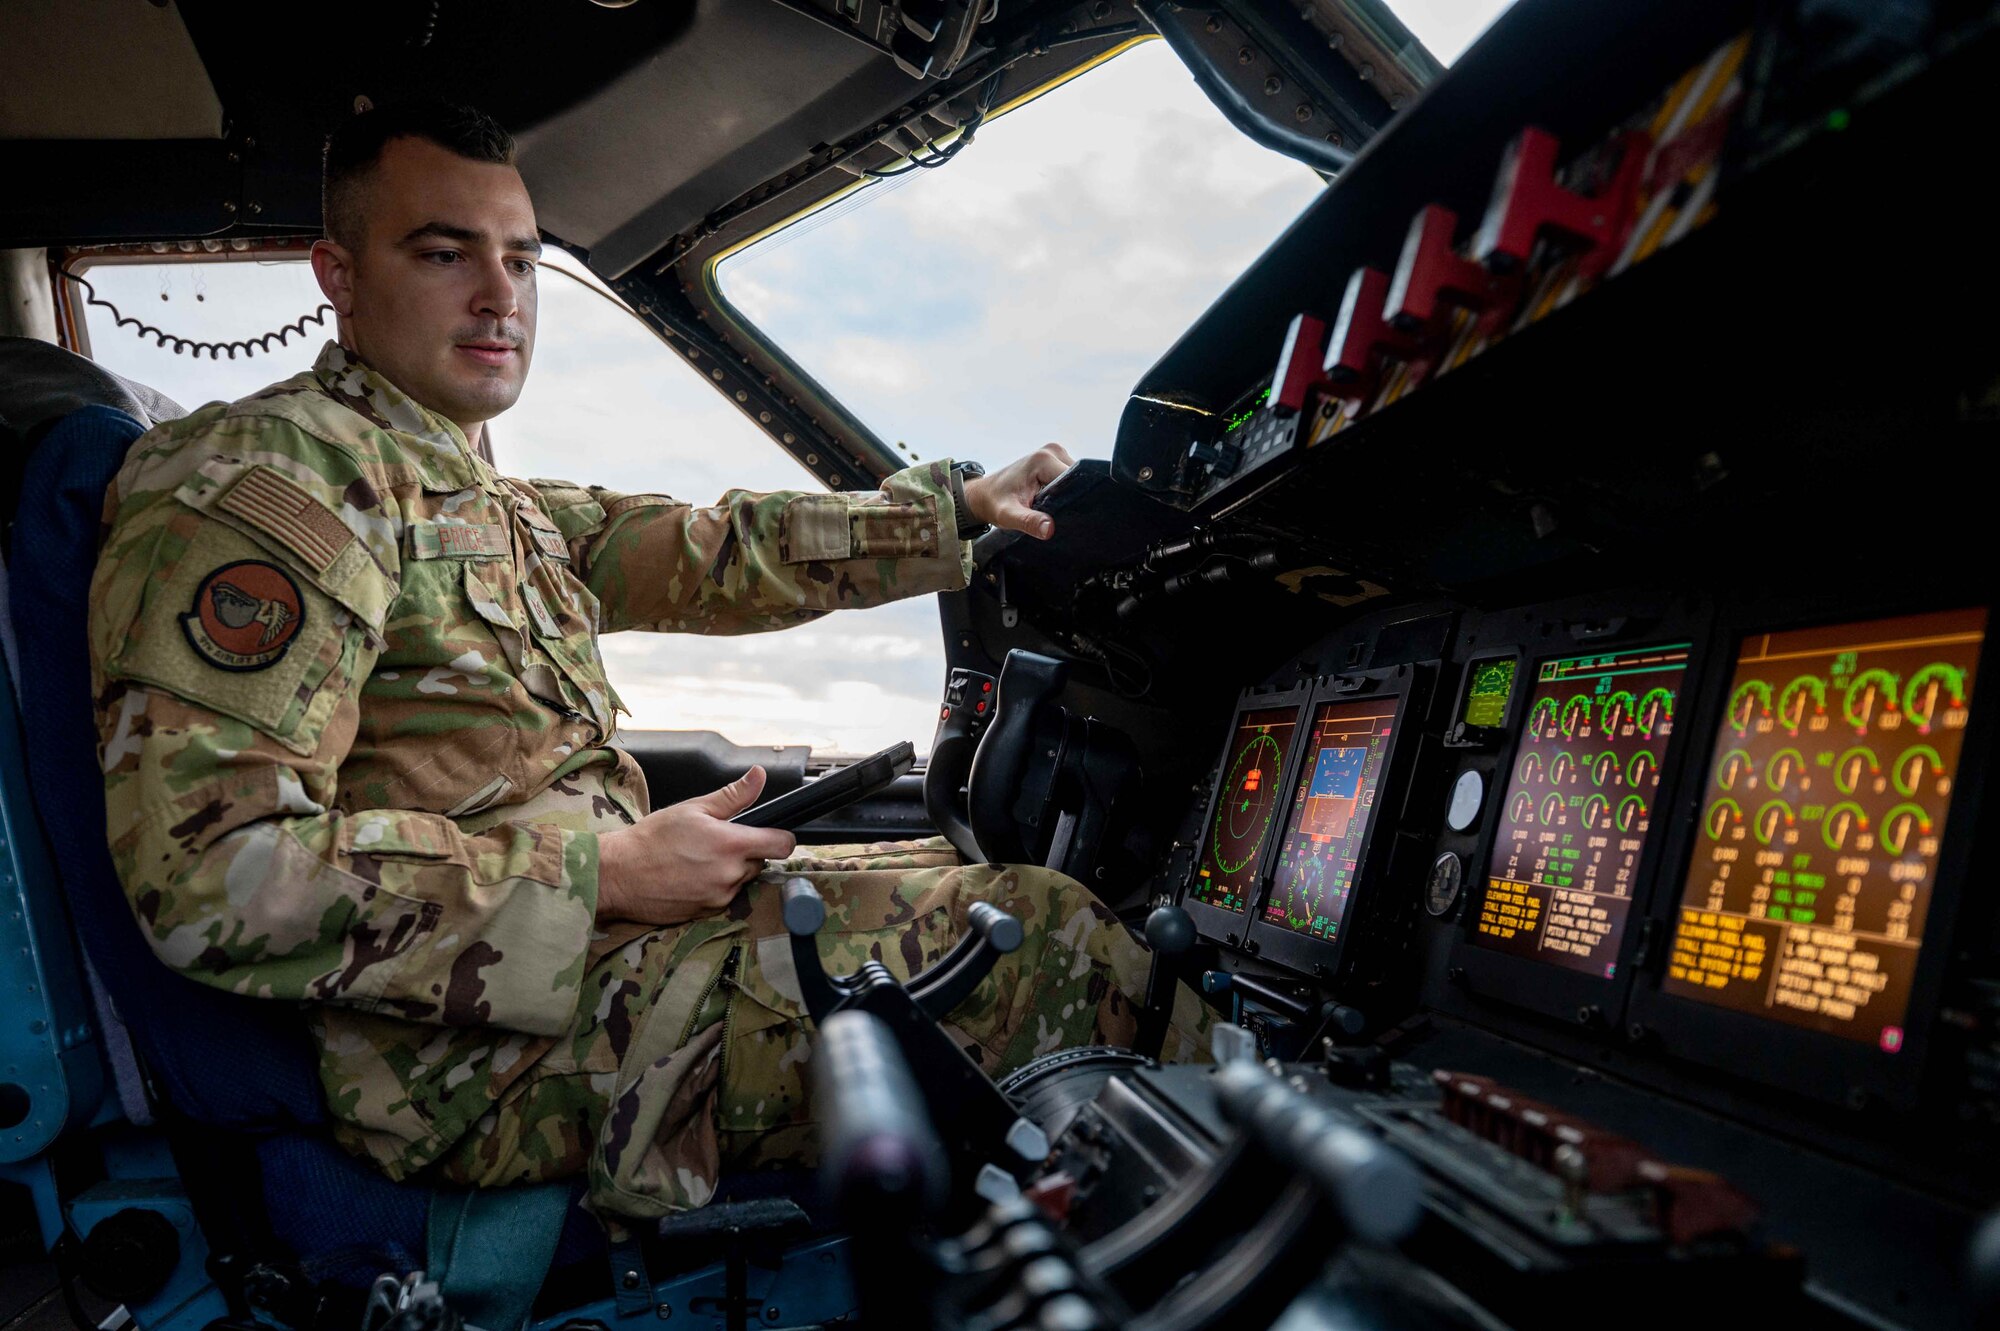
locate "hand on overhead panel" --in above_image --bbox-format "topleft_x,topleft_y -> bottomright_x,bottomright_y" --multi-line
962,443 -> 1076,540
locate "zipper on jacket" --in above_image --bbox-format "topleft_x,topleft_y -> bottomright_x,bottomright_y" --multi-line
678,941 -> 740,1048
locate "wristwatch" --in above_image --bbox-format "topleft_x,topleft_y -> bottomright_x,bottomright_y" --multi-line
948,460 -> 991,541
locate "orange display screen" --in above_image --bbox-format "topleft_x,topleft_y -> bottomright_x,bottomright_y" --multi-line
1661,609 -> 1985,1049
1477,643 -> 1692,978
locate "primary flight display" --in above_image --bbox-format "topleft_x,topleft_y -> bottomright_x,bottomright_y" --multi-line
1260,697 -> 1401,941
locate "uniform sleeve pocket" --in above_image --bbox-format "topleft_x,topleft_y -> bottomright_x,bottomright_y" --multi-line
852,499 -> 940,559
175,457 -> 396,633
777,493 -> 850,563
109,519 -> 367,755
777,494 -> 941,563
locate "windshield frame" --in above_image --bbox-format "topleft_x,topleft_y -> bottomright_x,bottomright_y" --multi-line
662,34 -> 1152,490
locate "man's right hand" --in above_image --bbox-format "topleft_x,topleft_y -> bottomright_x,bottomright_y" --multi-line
595,766 -> 797,925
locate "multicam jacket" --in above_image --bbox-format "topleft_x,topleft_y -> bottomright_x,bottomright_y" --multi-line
89,341 -> 971,1169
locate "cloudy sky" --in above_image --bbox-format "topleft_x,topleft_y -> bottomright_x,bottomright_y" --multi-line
82,3 -> 1511,757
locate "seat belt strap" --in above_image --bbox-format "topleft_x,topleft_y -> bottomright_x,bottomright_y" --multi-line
605,1223 -> 654,1320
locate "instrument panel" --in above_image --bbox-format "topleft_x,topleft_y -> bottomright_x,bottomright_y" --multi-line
1172,593 -> 1994,1119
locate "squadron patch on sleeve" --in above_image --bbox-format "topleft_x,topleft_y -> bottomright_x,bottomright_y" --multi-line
181,560 -> 306,671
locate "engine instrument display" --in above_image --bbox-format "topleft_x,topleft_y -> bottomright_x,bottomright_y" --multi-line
1192,705 -> 1300,913
1661,609 -> 1985,1048
1463,658 -> 1519,730
1477,644 -> 1692,977
1261,697 -> 1401,940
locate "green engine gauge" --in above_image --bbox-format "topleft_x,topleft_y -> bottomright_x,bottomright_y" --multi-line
1727,680 -> 1771,736
1777,675 -> 1826,734
1903,662 -> 1966,732
1842,667 -> 1900,732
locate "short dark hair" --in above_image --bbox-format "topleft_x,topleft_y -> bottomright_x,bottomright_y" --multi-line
322,99 -> 516,246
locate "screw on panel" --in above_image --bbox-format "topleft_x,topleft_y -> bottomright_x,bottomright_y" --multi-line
1237,46 -> 1254,64
1294,103 -> 1313,122
1264,75 -> 1283,95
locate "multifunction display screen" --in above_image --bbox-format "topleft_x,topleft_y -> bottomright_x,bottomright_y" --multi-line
1662,609 -> 1985,1049
1191,705 -> 1299,913
1463,658 -> 1518,729
1477,644 -> 1692,977
1261,697 -> 1400,941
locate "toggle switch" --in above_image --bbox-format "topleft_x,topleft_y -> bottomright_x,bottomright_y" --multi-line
1269,313 -> 1329,418
1386,204 -> 1510,337
1473,126 -> 1651,280
1323,267 -> 1416,403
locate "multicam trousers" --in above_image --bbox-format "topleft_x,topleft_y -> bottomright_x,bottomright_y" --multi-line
430,838 -> 1213,1218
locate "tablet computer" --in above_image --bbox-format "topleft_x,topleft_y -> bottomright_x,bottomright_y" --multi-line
733,740 -> 917,830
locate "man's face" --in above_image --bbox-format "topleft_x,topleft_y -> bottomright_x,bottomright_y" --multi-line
312,135 -> 540,438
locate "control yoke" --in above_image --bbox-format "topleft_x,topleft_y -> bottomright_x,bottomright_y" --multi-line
782,877 -> 1050,1213
966,650 -> 1070,866
936,648 -> 1144,890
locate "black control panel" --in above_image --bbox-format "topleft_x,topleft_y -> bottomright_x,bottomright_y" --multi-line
945,2 -> 2000,1326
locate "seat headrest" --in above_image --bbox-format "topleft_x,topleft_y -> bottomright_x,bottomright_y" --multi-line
0,336 -> 186,440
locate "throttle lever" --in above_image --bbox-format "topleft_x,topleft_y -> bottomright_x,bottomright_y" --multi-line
911,901 -> 1025,1020
817,1009 -> 949,1221
782,877 -> 853,1026
1134,905 -> 1195,1060
779,878 -> 1052,1205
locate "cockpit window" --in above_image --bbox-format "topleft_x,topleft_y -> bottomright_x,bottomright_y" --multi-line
714,7 -> 1511,470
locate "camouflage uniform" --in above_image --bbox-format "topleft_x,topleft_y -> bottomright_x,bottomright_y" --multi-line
90,342 -> 1209,1218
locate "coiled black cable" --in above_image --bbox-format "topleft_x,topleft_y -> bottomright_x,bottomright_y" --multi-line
59,267 -> 333,361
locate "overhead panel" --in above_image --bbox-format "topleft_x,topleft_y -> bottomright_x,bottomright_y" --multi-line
518,0 -> 904,276
0,0 -> 223,141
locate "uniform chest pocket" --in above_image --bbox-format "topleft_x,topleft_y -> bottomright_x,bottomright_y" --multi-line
512,506 -> 625,734
414,504 -> 622,736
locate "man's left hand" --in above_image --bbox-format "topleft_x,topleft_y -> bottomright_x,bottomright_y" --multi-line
962,443 -> 1075,541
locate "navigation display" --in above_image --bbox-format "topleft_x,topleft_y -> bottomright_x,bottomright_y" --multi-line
1662,609 -> 1985,1048
1463,658 -> 1518,730
1261,697 -> 1401,941
1476,643 -> 1692,977
1191,705 -> 1300,913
